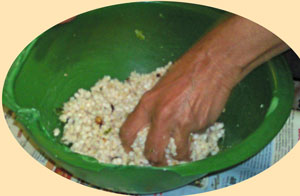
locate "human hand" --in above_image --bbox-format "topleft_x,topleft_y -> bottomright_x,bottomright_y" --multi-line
119,51 -> 239,166
119,15 -> 288,166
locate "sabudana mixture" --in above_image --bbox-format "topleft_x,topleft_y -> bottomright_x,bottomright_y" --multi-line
54,62 -> 225,166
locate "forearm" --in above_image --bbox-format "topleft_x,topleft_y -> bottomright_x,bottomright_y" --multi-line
177,15 -> 289,88
237,41 -> 288,79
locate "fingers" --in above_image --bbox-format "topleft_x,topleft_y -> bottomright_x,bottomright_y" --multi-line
119,102 -> 149,153
173,126 -> 191,161
144,119 -> 172,166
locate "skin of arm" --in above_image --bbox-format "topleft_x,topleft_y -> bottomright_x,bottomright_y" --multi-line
119,15 -> 289,166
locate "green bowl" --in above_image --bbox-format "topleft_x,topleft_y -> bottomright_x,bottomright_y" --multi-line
2,2 -> 294,194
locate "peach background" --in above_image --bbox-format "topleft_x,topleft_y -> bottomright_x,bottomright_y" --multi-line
1,0 -> 299,195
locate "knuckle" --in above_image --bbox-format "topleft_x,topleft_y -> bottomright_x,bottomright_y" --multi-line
196,118 -> 207,130
137,92 -> 154,112
155,105 -> 172,122
176,119 -> 189,130
140,90 -> 153,104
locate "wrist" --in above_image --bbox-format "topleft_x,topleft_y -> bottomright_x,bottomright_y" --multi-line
207,51 -> 244,89
180,47 -> 242,91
